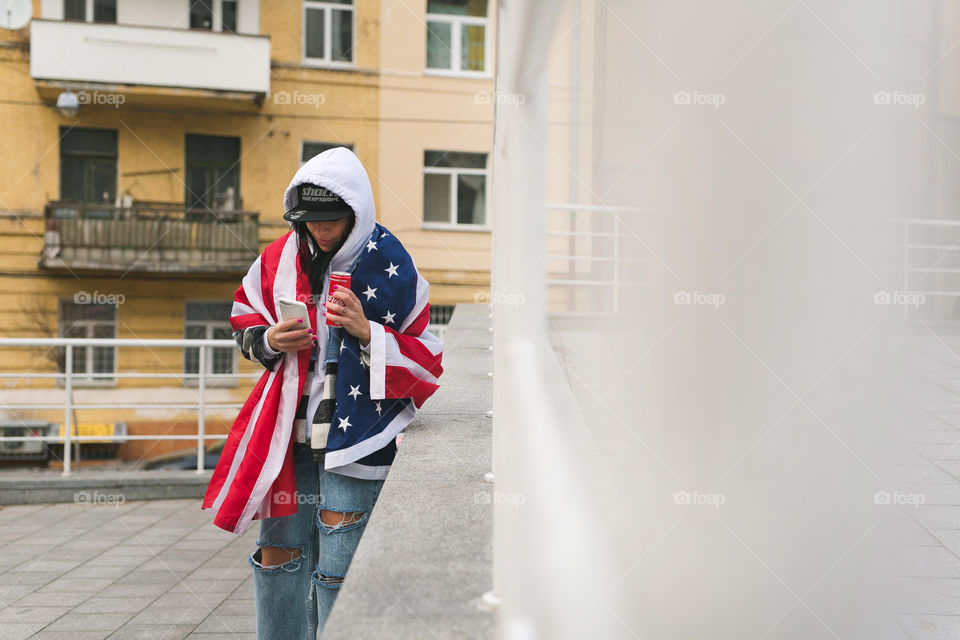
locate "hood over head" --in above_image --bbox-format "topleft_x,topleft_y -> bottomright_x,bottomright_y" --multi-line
283,146 -> 376,272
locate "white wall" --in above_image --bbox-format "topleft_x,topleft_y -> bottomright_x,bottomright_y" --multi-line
39,0 -> 61,20
495,0 -> 929,637
237,0 -> 258,36
118,1 -> 189,29
31,19 -> 270,93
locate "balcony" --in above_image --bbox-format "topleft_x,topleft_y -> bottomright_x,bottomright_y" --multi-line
40,201 -> 259,273
30,19 -> 270,110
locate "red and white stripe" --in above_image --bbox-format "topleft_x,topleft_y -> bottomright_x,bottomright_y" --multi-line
202,232 -> 311,534
367,272 -> 443,408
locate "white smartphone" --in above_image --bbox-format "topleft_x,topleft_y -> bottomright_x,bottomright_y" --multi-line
277,297 -> 309,325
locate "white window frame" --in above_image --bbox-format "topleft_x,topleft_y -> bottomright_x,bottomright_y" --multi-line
423,155 -> 490,231
184,0 -> 238,32
302,0 -> 356,69
425,7 -> 491,77
58,299 -> 117,388
203,0 -> 238,33
183,300 -> 237,388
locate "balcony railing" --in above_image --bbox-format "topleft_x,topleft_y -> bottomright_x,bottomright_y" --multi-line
41,201 -> 259,273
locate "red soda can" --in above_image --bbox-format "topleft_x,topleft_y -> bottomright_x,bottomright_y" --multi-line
325,271 -> 352,326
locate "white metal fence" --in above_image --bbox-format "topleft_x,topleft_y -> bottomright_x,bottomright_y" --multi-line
0,337 -> 253,475
545,203 -> 651,315
895,218 -> 960,320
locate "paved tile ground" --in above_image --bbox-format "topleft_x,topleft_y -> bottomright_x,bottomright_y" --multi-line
886,331 -> 960,638
0,498 -> 257,639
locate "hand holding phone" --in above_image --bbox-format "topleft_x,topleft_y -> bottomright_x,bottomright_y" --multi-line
268,297 -> 314,352
277,297 -> 309,324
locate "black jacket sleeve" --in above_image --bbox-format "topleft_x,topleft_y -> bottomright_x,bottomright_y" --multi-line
233,325 -> 283,372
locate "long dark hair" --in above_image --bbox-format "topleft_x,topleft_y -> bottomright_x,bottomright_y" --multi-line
294,218 -> 355,296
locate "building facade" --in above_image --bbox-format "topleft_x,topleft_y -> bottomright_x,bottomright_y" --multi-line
0,0 -> 494,462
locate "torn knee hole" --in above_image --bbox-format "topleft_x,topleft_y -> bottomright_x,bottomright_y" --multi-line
259,546 -> 302,567
320,509 -> 365,529
314,571 -> 345,589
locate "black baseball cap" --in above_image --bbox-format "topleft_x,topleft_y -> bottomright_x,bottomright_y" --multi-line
282,184 -> 354,222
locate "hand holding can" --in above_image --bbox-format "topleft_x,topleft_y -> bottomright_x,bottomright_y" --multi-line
325,272 -> 352,326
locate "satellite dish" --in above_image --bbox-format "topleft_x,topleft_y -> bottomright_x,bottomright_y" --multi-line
0,0 -> 32,30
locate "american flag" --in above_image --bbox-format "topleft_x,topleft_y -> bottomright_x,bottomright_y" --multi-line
326,224 -> 443,464
202,224 -> 442,534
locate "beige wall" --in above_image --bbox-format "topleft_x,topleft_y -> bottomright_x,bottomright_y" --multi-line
938,2 -> 960,117
377,0 -> 495,305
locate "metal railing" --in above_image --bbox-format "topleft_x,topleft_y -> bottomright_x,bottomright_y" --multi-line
545,203 -> 651,314
895,218 -> 960,319
0,337 -> 257,475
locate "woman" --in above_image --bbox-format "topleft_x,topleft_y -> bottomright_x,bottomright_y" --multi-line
202,147 -> 444,639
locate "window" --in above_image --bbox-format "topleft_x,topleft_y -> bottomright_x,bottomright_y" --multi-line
185,134 -> 240,214
303,0 -> 354,65
64,0 -> 84,20
301,141 -> 354,165
222,1 -> 237,32
426,0 -> 488,74
423,150 -> 488,227
64,0 -> 117,23
59,300 -> 116,384
60,127 -> 117,218
189,0 -> 238,32
184,301 -> 236,384
190,0 -> 213,28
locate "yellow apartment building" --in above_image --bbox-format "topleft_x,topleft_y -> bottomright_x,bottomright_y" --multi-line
0,0 -> 495,464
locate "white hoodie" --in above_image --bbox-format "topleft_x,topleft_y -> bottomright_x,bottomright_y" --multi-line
278,146 -> 378,451
282,146 -> 376,273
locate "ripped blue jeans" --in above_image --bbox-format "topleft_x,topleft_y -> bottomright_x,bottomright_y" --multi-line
249,444 -> 385,639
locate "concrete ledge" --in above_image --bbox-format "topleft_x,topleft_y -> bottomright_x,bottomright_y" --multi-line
0,470 -> 212,505
323,303 -> 495,640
